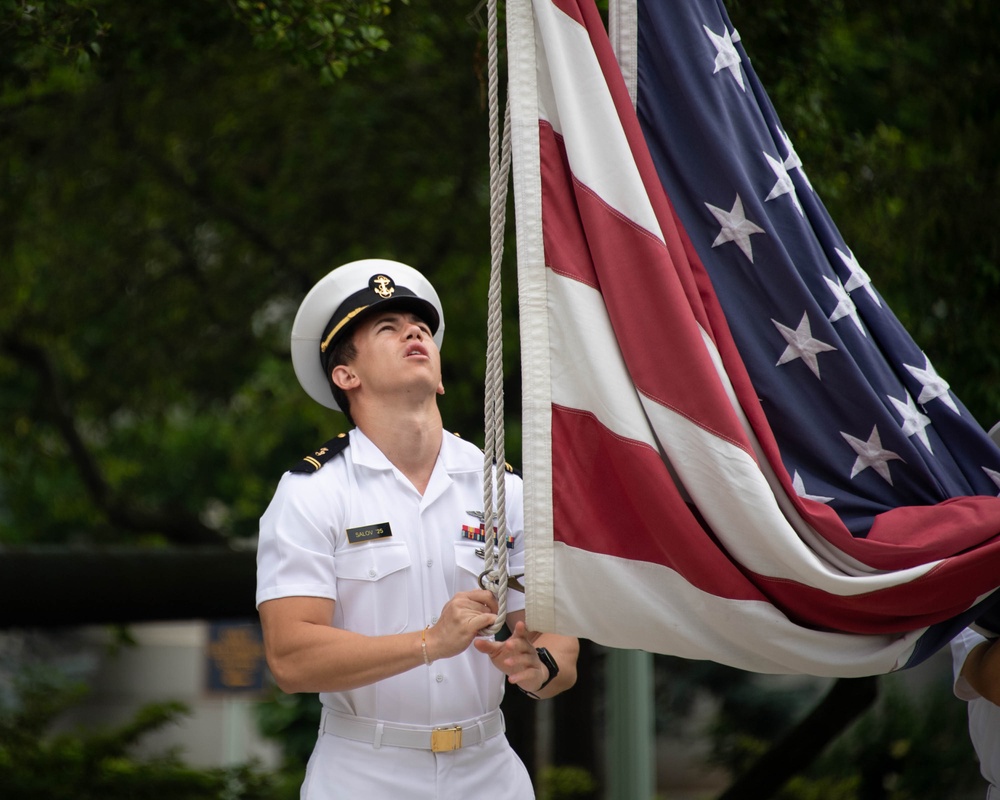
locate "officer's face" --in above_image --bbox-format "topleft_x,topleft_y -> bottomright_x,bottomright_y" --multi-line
346,310 -> 445,403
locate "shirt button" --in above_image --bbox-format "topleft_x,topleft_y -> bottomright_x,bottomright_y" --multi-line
426,559 -> 433,567
368,569 -> 376,578
431,616 -> 439,624
435,674 -> 444,683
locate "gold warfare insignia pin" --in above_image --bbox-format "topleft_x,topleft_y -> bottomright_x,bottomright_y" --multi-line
370,274 -> 395,299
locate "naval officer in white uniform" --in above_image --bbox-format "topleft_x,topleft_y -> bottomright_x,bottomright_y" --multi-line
256,259 -> 579,799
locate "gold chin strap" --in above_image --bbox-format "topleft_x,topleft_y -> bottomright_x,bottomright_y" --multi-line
320,305 -> 369,353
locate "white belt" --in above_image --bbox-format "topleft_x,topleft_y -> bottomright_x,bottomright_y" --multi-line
320,707 -> 505,753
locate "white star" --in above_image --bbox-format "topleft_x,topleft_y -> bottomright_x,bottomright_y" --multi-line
772,312 -> 837,379
823,275 -> 865,334
888,392 -> 933,452
792,470 -> 834,504
905,354 -> 960,414
705,194 -> 765,262
777,128 -> 813,191
703,25 -> 745,91
836,247 -> 881,307
984,467 -> 1000,497
764,151 -> 803,216
841,426 -> 904,485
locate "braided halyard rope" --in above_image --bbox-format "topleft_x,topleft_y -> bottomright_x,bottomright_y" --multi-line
480,0 -> 514,635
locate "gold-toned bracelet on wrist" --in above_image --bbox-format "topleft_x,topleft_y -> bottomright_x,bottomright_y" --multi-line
421,625 -> 432,666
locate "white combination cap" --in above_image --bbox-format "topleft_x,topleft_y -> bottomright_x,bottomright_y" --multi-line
290,258 -> 444,411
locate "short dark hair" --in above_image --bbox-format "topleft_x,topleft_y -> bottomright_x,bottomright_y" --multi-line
325,334 -> 359,427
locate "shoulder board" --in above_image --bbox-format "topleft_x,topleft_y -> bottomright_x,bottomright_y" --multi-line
288,433 -> 350,474
452,432 -> 522,477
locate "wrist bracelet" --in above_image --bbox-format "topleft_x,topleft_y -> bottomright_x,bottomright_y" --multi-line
421,626 -> 432,666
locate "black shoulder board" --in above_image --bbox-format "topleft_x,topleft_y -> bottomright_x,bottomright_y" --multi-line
288,433 -> 350,474
450,432 -> 521,476
493,458 -> 522,477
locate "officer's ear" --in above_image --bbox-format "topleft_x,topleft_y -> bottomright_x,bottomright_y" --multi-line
332,365 -> 359,392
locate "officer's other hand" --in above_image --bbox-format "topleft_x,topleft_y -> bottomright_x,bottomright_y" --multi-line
474,621 -> 547,691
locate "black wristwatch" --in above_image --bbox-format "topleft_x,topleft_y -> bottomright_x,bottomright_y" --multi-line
519,647 -> 559,699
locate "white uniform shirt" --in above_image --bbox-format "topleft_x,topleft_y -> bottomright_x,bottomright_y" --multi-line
952,627 -> 1000,796
256,428 -> 526,726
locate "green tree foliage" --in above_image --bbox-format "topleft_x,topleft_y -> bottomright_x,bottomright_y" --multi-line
0,668 -> 285,799
0,0 -> 508,547
1,0 -> 111,76
536,765 -> 598,800
230,0 -> 400,82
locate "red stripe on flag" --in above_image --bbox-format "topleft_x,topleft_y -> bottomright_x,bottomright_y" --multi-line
540,120 -> 750,451
752,550 -> 1000,634
550,402 -> 764,601
550,0 -> 586,26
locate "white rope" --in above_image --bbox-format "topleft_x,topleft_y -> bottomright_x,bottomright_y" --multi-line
480,0 -> 513,636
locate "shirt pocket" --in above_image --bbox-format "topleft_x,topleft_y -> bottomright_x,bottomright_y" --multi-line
335,542 -> 412,635
453,542 -> 487,594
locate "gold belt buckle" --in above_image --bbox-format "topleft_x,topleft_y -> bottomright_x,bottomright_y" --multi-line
431,726 -> 463,752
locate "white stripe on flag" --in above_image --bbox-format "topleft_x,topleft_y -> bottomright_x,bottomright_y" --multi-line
550,541 -> 921,676
534,0 -> 662,240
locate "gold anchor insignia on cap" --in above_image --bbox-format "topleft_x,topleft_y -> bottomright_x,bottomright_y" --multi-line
370,274 -> 395,299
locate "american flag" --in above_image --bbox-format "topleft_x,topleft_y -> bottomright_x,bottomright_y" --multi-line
507,0 -> 1000,675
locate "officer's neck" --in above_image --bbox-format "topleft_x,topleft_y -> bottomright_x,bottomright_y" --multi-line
354,402 -> 443,495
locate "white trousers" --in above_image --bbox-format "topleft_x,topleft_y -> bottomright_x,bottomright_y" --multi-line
301,720 -> 534,800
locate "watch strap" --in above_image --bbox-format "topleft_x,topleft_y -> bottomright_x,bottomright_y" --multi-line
517,646 -> 558,699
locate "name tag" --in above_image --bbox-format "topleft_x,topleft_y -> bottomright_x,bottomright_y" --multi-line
346,522 -> 393,544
